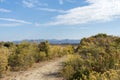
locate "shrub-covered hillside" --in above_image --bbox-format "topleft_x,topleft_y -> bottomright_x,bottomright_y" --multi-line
62,34 -> 120,80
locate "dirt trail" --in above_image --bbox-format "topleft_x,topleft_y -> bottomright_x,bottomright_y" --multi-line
3,56 -> 66,80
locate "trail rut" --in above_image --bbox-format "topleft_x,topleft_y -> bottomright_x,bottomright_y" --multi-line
3,57 -> 66,80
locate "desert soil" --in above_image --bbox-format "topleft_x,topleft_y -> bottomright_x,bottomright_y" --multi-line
2,56 -> 66,80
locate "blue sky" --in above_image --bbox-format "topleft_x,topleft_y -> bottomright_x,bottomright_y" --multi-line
0,0 -> 120,41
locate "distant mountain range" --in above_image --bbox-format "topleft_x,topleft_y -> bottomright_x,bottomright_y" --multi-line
13,39 -> 80,44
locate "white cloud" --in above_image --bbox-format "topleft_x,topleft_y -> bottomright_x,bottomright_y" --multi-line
22,0 -> 34,8
43,0 -> 120,26
0,8 -> 11,13
23,0 -> 65,13
22,0 -> 48,8
0,18 -> 32,27
0,23 -> 23,27
0,18 -> 31,24
37,7 -> 66,13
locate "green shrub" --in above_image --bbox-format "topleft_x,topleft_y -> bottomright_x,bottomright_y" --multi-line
88,70 -> 120,80
8,52 -> 34,71
8,42 -> 35,71
0,48 -> 8,77
62,34 -> 120,80
38,41 -> 50,57
61,65 -> 75,80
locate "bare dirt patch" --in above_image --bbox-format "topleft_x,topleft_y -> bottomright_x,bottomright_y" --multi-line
2,56 -> 66,80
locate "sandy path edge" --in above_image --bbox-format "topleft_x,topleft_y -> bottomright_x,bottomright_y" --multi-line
2,56 -> 66,80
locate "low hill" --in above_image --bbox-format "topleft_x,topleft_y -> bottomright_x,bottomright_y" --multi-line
62,33 -> 120,80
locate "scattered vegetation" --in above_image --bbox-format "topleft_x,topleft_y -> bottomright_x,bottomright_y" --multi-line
1,33 -> 120,80
61,33 -> 120,80
0,41 -> 73,77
